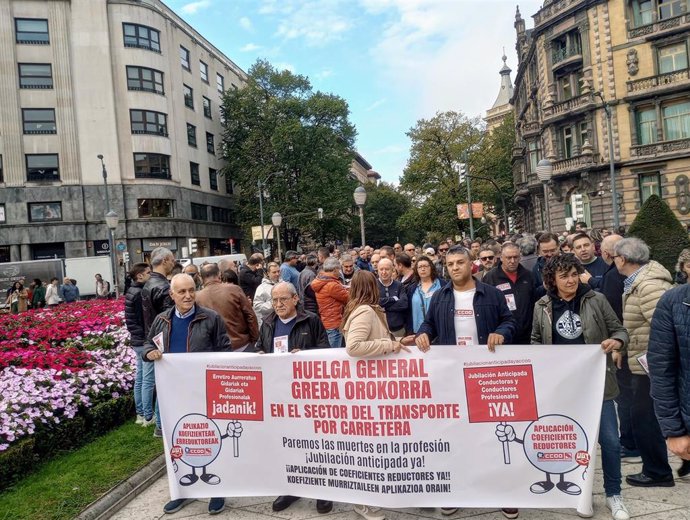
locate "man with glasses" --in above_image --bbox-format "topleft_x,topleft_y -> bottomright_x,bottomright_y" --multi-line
404,243 -> 417,257
474,246 -> 496,281
435,243 -> 451,281
254,281 -> 333,514
483,242 -> 535,344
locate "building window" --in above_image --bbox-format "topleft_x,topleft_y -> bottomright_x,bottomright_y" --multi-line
663,100 -> 690,140
200,61 -> 209,83
15,18 -> 49,44
0,155 -> 3,184
636,106 -> 658,144
658,43 -> 688,74
639,172 -> 661,203
631,0 -> 654,26
22,109 -> 57,134
137,199 -> 174,218
552,30 -> 581,64
26,154 -> 59,181
579,120 -> 589,145
130,109 -> 168,136
190,162 -> 200,186
209,168 -> 218,190
18,63 -> 52,89
206,132 -> 215,154
0,203 -> 5,224
561,127 -> 574,158
527,140 -> 541,174
225,173 -> 233,194
216,72 -> 224,93
133,153 -> 171,179
191,202 -> 208,221
180,45 -> 190,70
28,202 -> 62,222
203,96 -> 212,119
211,206 -> 232,223
184,84 -> 194,109
556,70 -> 583,102
186,123 -> 197,147
659,0 -> 685,20
126,66 -> 164,94
122,23 -> 160,52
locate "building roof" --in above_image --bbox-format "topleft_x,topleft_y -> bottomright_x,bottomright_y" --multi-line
491,53 -> 514,109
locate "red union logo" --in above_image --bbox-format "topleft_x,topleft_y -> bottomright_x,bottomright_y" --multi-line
170,445 -> 183,459
575,450 -> 591,466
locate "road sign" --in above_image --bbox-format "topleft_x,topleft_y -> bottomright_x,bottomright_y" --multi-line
116,242 -> 126,252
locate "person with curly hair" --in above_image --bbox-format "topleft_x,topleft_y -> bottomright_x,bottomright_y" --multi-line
532,253 -> 630,520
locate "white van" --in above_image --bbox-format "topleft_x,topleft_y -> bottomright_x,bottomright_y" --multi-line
189,253 -> 247,267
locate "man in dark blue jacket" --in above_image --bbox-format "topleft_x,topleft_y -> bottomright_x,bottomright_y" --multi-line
415,245 -> 516,351
648,283 -> 690,478
572,233 -> 608,291
377,258 -> 409,337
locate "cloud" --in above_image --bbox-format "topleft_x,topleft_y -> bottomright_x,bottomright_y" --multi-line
259,0 -> 354,46
180,0 -> 211,15
365,98 -> 387,112
314,69 -> 334,81
240,43 -> 262,52
239,16 -> 254,32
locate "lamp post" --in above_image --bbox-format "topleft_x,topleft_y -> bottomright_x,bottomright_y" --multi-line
105,210 -> 119,297
593,92 -> 619,230
258,171 -> 283,257
536,159 -> 554,231
353,186 -> 367,247
272,212 -> 282,262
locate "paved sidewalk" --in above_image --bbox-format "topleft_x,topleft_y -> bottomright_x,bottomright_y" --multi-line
112,457 -> 689,520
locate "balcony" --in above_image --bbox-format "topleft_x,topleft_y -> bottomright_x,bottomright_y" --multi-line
631,137 -> 690,158
626,69 -> 690,98
552,153 -> 597,176
543,92 -> 595,122
628,13 -> 690,40
552,45 -> 583,70
534,0 -> 587,28
521,120 -> 542,136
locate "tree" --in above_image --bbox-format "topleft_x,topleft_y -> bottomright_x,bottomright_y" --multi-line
398,111 -> 483,239
627,195 -> 690,274
220,60 -> 358,251
356,182 -> 414,247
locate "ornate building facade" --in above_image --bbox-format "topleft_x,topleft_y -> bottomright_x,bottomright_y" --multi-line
485,54 -> 515,132
512,0 -> 690,232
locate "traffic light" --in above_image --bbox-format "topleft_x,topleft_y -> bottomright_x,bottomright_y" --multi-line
188,238 -> 198,256
455,162 -> 467,183
571,194 -> 585,220
317,208 -> 324,219
122,252 -> 130,263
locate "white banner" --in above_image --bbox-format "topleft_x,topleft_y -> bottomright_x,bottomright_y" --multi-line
156,345 -> 605,511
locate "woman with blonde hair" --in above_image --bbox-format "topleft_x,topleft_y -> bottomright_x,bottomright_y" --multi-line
341,270 -> 409,520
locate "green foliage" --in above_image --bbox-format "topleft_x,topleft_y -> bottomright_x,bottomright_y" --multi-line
627,195 -> 690,273
0,395 -> 135,491
355,182 -> 414,247
220,60 -> 358,249
398,111 -> 517,240
0,419 -> 162,520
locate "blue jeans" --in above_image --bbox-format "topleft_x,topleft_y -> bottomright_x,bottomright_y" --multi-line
141,358 -> 156,421
599,399 -> 622,496
615,356 -> 636,451
132,347 -> 144,416
326,329 -> 343,348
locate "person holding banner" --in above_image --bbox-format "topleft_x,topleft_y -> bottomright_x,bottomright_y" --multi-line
142,273 -> 232,516
531,254 -> 630,520
342,270 -> 410,520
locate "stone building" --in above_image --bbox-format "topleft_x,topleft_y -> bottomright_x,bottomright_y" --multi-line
0,0 -> 245,264
511,0 -> 690,232
485,54 -> 515,132
350,152 -> 381,185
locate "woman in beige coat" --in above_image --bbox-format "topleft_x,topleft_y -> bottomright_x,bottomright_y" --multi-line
342,271 -> 409,520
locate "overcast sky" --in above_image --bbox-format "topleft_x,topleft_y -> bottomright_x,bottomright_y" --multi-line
167,0 -> 544,183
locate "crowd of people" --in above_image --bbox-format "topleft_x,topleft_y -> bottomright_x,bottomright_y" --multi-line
123,224 -> 690,520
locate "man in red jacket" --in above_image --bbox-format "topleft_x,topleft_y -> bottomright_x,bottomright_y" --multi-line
311,257 -> 349,347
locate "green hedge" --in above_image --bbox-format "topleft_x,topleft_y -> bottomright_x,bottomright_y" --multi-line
0,395 -> 135,491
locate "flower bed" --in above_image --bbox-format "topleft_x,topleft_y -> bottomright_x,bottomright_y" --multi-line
0,300 -> 135,465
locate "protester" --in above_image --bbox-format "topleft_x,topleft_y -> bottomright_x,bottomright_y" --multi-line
404,244 -> 417,257
376,258 -> 408,337
615,237 -> 675,487
518,235 -> 538,272
379,245 -> 395,261
253,262 -> 281,328
405,255 -> 442,334
395,253 -> 415,290
142,273 -> 231,516
483,242 -> 535,344
124,263 -> 153,426
355,247 -> 373,272
674,248 -> 690,284
531,253 -> 630,520
280,250 -> 300,287
648,282 -> 690,479
370,253 -> 381,274
298,254 -> 319,300
435,242 -> 450,280
340,254 -> 357,286
572,233 -> 608,290
311,257 -> 349,347
239,254 -> 264,299
183,264 -> 203,290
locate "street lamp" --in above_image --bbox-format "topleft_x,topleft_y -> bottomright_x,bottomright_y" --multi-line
258,171 -> 283,257
593,92 -> 619,230
272,212 -> 283,262
105,210 -> 119,297
536,159 -> 554,231
354,186 -> 367,247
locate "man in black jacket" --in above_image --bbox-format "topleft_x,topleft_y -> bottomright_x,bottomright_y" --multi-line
377,258 -> 409,337
254,281 -> 333,514
239,254 -> 264,299
573,233 -> 608,291
483,242 -> 535,344
124,263 -> 152,426
143,274 -> 231,516
141,247 -> 175,335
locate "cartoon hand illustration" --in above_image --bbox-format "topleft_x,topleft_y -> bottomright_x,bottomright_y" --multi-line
172,459 -> 179,473
495,423 -> 516,442
227,421 -> 243,458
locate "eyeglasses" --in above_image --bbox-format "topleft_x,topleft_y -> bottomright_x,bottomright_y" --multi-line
480,256 -> 495,261
271,296 -> 294,304
438,248 -> 449,253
